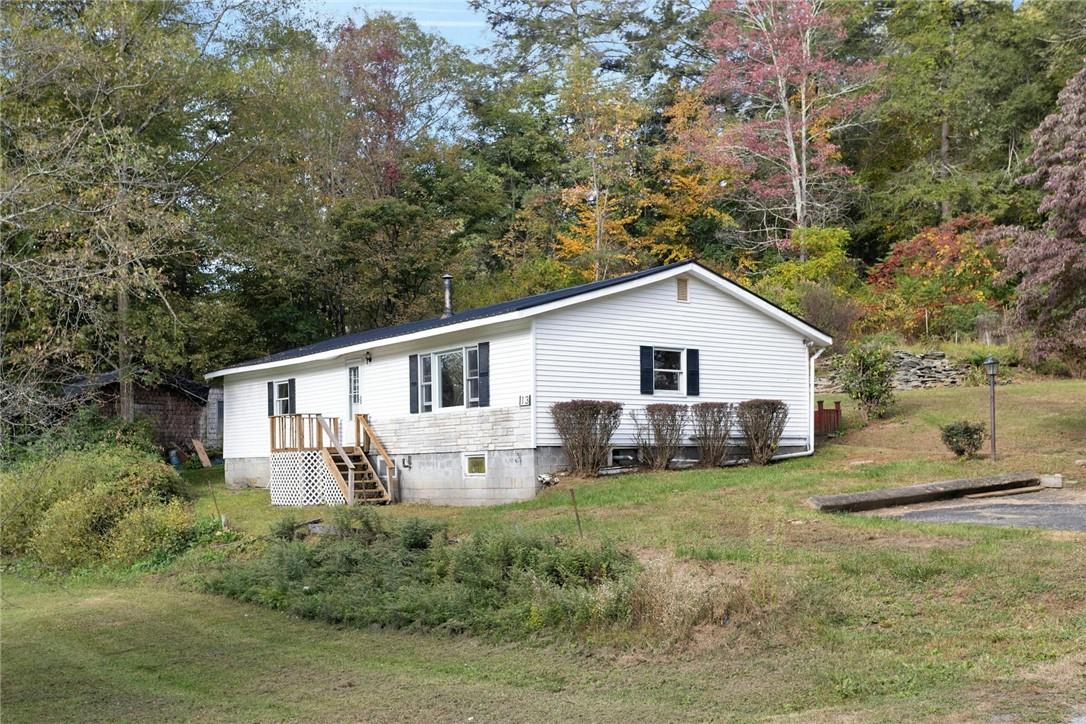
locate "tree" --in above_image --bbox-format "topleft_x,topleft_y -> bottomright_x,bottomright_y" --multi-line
1,0 -> 262,437
699,0 -> 877,249
868,215 -> 1009,339
641,89 -> 735,263
207,14 -> 468,335
848,0 -> 1083,260
471,0 -> 648,74
554,53 -> 645,280
752,227 -> 859,313
987,64 -> 1086,370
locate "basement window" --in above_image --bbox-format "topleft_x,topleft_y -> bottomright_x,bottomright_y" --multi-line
610,448 -> 638,467
464,453 -> 487,476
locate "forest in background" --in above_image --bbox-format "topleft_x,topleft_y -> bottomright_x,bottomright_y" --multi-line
3,0 -> 1085,442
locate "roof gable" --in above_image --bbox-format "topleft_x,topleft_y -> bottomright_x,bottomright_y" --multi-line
206,261 -> 830,379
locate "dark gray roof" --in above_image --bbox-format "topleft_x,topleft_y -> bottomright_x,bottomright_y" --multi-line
64,369 -> 210,404
213,260 -> 829,374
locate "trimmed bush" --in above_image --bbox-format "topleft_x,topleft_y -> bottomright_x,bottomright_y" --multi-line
107,500 -> 196,566
691,402 -> 734,467
835,344 -> 895,421
550,400 -> 623,476
0,444 -> 185,556
632,404 -> 689,470
940,420 -> 986,458
736,400 -> 789,465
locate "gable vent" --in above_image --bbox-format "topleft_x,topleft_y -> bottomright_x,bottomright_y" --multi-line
676,277 -> 689,302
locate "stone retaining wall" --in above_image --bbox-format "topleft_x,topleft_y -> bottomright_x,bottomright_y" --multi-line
817,350 -> 971,393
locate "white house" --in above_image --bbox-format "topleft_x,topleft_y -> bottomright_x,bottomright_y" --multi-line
205,260 -> 831,506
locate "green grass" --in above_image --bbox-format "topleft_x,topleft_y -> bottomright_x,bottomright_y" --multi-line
3,380 -> 1085,722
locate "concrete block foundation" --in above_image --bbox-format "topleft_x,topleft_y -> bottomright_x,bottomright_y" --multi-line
225,457 -> 270,489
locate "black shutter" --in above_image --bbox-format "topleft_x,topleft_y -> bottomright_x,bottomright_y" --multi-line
408,354 -> 419,414
267,381 -> 274,416
477,342 -> 490,407
640,346 -> 654,395
287,378 -> 296,414
687,349 -> 700,396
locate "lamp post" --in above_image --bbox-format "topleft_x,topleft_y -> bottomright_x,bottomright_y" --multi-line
983,356 -> 999,461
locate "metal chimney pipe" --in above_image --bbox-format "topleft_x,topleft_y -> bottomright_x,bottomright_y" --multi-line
441,274 -> 453,318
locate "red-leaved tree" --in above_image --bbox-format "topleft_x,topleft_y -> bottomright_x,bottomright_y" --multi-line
985,65 -> 1086,370
700,0 -> 877,250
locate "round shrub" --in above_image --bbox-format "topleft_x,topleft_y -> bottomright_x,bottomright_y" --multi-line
107,500 -> 195,566
940,420 -> 986,458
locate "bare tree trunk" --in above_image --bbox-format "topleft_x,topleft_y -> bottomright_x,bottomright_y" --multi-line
117,281 -> 134,422
939,116 -> 951,221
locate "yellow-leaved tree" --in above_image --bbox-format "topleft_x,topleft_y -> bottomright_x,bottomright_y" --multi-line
555,53 -> 644,280
642,89 -> 735,262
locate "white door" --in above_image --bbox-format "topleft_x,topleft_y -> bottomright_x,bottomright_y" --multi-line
347,364 -> 362,445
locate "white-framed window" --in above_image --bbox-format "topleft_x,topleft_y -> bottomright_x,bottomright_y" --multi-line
436,348 -> 464,408
273,380 -> 291,415
466,346 -> 480,407
464,452 -> 487,476
418,345 -> 479,411
653,348 -> 684,392
420,354 -> 433,412
347,365 -> 361,416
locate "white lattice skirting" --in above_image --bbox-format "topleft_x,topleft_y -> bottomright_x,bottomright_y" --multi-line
269,451 -> 347,506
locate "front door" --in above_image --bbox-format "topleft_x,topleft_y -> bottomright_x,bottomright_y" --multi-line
347,364 -> 362,445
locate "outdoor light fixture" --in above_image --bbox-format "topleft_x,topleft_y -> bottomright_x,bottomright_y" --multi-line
364,351 -> 372,363
983,356 -> 998,461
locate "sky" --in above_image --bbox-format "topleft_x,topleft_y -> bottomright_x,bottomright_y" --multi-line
313,1 -> 495,51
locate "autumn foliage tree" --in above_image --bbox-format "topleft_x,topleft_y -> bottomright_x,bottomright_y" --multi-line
701,0 -> 877,248
868,215 -> 1009,339
555,53 -> 644,280
987,65 -> 1086,370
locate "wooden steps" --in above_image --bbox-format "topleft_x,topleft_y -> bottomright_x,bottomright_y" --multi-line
320,446 -> 391,505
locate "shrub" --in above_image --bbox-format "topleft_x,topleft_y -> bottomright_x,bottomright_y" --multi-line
107,500 -> 195,566
0,443 -> 185,556
835,344 -> 895,421
270,514 -> 302,542
11,407 -> 159,463
691,402 -> 734,467
550,400 -> 623,476
28,486 -> 139,570
736,400 -> 789,465
940,420 -> 986,458
203,518 -> 637,638
632,404 -> 689,470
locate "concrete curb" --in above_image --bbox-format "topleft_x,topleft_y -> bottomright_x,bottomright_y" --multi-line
808,472 -> 1039,513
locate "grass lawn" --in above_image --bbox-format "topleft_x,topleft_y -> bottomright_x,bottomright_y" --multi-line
3,380 -> 1085,722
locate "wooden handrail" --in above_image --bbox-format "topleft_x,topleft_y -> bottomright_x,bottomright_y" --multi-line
318,416 -> 354,504
355,413 -> 398,503
356,414 -> 394,471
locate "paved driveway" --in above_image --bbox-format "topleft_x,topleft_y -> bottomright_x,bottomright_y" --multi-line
875,487 -> 1086,532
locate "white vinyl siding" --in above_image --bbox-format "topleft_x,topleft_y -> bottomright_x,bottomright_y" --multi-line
533,275 -> 811,447
222,322 -> 534,460
223,359 -> 347,459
